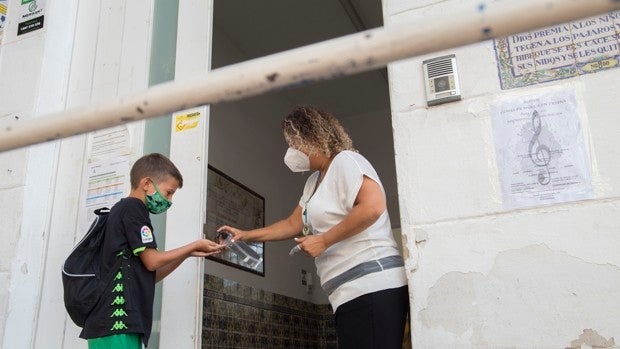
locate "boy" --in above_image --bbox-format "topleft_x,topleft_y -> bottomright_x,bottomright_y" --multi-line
80,153 -> 223,348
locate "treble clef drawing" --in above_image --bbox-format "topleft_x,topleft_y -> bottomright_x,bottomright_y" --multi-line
528,110 -> 551,185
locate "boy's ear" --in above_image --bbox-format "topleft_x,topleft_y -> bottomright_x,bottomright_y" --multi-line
138,177 -> 152,192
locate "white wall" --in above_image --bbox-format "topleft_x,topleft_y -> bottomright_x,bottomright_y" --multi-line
0,0 -> 48,341
159,1 -> 211,346
385,1 -> 620,348
0,0 -> 151,347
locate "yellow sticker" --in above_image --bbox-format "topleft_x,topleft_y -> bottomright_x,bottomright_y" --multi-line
175,111 -> 200,132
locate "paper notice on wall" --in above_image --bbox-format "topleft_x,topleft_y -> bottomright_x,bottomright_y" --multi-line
87,126 -> 132,161
18,0 -> 45,36
490,88 -> 594,209
81,156 -> 130,224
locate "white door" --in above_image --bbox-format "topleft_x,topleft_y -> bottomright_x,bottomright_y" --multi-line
159,1 -> 214,348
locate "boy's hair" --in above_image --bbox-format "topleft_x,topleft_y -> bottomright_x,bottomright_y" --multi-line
130,153 -> 183,189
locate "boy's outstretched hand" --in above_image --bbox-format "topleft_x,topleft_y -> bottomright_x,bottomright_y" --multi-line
191,239 -> 225,257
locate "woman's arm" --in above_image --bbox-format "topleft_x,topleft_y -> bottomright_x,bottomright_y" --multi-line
218,205 -> 304,242
296,175 -> 386,257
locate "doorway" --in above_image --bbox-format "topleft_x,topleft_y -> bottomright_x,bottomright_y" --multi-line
207,0 -> 399,296
204,0 -> 400,346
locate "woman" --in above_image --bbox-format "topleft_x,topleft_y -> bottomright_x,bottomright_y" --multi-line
219,105 -> 409,348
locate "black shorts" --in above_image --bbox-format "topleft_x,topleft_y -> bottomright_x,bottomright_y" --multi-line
334,285 -> 409,349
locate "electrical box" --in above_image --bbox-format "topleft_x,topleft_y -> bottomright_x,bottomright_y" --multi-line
422,54 -> 461,106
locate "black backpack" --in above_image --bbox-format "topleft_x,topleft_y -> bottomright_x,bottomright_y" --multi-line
61,207 -> 127,327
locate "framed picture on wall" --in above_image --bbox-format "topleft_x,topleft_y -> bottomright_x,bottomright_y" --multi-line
204,165 -> 265,276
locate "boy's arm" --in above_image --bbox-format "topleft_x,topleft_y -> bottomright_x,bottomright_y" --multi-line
154,259 -> 184,283
139,239 -> 223,282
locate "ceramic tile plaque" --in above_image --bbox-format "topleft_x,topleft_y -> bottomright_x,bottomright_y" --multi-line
494,11 -> 620,89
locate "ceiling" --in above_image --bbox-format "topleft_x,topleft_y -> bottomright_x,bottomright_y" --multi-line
211,0 -> 389,119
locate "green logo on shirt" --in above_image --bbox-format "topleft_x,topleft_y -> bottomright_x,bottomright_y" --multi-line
111,321 -> 128,331
110,296 -> 125,306
111,308 -> 128,318
112,283 -> 124,292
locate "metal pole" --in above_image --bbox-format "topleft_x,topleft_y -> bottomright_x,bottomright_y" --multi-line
1,0 -> 619,152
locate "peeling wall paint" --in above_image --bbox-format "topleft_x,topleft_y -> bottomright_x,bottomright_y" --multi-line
419,244 -> 620,347
566,329 -> 616,349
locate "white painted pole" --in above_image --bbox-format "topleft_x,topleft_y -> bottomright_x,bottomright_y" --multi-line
1,0 -> 619,152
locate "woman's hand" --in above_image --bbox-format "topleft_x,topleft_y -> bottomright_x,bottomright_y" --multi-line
217,225 -> 248,242
294,235 -> 329,257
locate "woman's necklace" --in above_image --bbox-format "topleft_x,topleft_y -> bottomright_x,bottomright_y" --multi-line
302,173 -> 322,236
301,157 -> 333,235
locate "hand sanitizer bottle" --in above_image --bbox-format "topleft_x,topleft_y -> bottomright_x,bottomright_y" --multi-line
218,231 -> 263,270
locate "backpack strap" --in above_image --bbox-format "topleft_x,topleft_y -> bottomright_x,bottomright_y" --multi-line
94,207 -> 110,216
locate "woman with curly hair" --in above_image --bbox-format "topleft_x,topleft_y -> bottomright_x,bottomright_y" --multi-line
218,105 -> 409,349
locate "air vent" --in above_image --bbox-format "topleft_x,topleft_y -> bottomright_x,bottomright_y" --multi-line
427,60 -> 454,78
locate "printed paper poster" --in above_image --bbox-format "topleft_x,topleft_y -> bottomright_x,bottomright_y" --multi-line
80,156 -> 130,228
87,126 -> 132,161
490,89 -> 594,209
18,0 -> 45,36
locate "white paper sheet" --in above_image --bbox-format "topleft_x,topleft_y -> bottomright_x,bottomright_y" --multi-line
81,156 -> 130,225
491,89 -> 594,209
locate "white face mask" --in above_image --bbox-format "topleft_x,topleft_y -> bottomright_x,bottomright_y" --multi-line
284,147 -> 310,172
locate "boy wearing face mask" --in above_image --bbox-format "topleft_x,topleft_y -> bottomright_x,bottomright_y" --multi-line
80,153 -> 224,349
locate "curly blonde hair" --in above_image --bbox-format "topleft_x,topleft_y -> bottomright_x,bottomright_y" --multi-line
281,105 -> 356,158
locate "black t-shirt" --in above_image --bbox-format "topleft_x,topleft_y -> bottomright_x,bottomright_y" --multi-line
80,197 -> 158,346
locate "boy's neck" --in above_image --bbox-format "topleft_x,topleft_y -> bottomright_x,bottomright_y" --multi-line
129,188 -> 147,204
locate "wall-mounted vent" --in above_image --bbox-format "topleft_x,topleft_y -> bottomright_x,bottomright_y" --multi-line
422,54 -> 461,106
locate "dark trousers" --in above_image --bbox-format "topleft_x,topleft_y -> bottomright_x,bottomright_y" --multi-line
334,285 -> 409,349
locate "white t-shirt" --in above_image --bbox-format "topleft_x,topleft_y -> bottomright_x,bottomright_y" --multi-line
299,150 -> 407,311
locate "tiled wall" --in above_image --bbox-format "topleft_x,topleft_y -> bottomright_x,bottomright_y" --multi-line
202,274 -> 338,349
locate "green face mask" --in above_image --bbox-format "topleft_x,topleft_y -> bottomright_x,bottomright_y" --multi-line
145,182 -> 172,214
